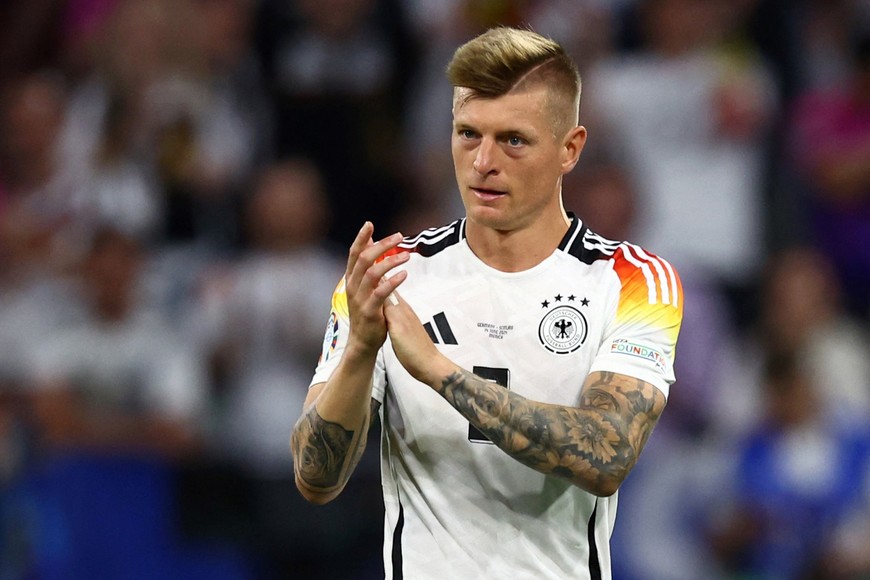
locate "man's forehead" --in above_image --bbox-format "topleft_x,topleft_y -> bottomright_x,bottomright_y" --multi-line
451,84 -> 549,116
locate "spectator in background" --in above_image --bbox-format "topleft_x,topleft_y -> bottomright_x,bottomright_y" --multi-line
760,246 -> 870,421
585,0 -> 777,316
708,351 -> 870,578
5,225 -> 229,579
0,68 -> 157,265
0,72 -> 91,270
787,24 -> 870,317
59,0 -> 172,243
194,159 -> 343,476
29,226 -> 206,456
146,0 -> 271,248
61,0 -> 267,251
187,159 -> 379,578
256,0 -> 418,248
0,189 -> 83,485
192,0 -> 274,173
708,245 -> 870,456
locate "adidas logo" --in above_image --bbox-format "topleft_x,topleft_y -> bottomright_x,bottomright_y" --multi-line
423,312 -> 457,345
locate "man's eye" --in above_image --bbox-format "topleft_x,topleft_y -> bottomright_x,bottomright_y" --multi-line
507,136 -> 525,147
460,130 -> 477,139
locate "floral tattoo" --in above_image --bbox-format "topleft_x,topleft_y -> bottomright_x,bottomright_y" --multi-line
436,370 -> 666,494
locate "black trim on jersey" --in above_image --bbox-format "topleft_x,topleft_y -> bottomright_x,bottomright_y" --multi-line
561,213 -> 622,265
398,219 -> 465,258
587,502 -> 602,580
557,213 -> 583,252
392,503 -> 405,579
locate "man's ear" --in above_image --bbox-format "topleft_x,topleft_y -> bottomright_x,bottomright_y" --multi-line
561,125 -> 587,175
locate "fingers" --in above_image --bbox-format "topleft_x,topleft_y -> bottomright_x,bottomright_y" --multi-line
375,270 -> 407,304
367,250 -> 409,289
345,221 -> 375,281
347,227 -> 406,296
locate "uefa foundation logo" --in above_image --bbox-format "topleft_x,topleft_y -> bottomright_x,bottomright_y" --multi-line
538,305 -> 588,354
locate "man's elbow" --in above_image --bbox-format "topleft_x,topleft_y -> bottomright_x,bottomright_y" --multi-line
589,480 -> 621,497
575,471 -> 626,497
295,474 -> 344,505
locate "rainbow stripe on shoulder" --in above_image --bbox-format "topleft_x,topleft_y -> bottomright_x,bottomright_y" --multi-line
561,221 -> 682,341
610,243 -> 683,341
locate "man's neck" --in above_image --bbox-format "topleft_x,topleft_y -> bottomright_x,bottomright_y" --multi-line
465,211 -> 571,273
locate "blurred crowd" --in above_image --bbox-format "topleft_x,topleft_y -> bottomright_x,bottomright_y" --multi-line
0,0 -> 868,578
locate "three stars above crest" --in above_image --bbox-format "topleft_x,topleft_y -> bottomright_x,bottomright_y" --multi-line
541,295 -> 590,308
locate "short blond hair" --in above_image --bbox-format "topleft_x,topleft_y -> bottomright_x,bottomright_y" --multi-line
446,27 -> 581,133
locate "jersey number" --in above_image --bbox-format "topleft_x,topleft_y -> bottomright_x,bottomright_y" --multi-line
468,366 -> 510,444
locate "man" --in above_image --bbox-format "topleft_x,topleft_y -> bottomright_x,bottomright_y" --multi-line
291,27 -> 683,579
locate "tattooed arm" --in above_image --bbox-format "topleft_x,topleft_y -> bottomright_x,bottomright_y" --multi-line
292,381 -> 381,504
292,222 -> 408,505
384,291 -> 666,497
435,368 -> 665,496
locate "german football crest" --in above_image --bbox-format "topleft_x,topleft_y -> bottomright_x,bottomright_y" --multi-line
538,303 -> 588,354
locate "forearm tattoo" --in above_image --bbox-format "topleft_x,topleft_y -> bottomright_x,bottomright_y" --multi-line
292,401 -> 376,493
436,370 -> 666,493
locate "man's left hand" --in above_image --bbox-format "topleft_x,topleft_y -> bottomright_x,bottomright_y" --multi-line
384,293 -> 455,387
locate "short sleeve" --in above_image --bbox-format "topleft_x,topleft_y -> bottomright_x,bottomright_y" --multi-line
310,277 -> 387,402
590,245 -> 684,397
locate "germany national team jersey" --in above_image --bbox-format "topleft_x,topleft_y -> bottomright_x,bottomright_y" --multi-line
311,215 -> 683,580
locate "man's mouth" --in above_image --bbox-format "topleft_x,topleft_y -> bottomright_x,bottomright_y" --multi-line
471,187 -> 507,200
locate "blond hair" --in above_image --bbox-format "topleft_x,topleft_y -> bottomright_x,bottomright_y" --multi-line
446,27 -> 581,133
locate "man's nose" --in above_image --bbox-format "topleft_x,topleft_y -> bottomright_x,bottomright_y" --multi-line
472,138 -> 498,175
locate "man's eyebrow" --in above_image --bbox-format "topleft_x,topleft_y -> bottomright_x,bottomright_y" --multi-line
495,128 -> 532,139
453,121 -> 482,134
454,119 -> 530,132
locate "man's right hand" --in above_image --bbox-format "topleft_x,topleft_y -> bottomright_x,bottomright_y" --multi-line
343,221 -> 409,354
292,222 -> 408,504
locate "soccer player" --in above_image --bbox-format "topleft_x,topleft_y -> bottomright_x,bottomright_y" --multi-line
291,27 -> 684,579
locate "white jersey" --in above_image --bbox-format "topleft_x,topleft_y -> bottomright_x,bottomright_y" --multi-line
311,216 -> 683,579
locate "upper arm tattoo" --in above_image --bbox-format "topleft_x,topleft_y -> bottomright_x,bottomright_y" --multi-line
292,399 -> 380,494
435,370 -> 666,495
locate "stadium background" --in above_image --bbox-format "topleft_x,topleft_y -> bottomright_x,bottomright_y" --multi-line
0,0 -> 869,578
